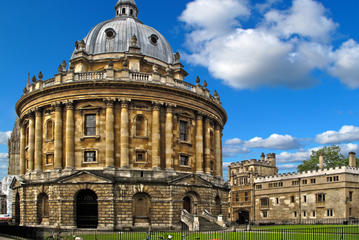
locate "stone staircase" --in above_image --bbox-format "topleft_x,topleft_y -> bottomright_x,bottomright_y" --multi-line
198,216 -> 225,231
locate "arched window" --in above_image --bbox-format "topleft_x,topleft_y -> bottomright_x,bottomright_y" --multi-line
122,8 -> 126,15
214,195 -> 221,215
135,115 -> 146,137
133,193 -> 150,218
15,193 -> 20,225
37,193 -> 49,224
76,189 -> 98,228
45,120 -> 53,140
130,9 -> 133,16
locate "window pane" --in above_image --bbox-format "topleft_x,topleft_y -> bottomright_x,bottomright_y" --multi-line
180,155 -> 189,166
85,114 -> 96,136
84,151 -> 96,162
180,121 -> 188,141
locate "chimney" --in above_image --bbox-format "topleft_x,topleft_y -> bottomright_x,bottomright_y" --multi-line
260,152 -> 265,161
349,152 -> 357,168
319,154 -> 324,170
267,153 -> 276,167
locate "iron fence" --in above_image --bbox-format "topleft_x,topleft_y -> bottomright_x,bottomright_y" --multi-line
0,224 -> 359,240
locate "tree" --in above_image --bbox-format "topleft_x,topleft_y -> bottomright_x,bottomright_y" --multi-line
297,146 -> 357,172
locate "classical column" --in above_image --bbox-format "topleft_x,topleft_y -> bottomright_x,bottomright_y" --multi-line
165,105 -> 174,170
195,114 -> 204,173
204,118 -> 211,174
19,122 -> 26,175
120,101 -> 129,168
28,113 -> 35,172
106,100 -> 115,168
65,102 -> 75,170
34,109 -> 43,172
215,124 -> 222,177
152,103 -> 161,169
54,104 -> 63,170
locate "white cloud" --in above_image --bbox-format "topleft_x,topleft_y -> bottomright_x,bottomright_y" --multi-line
316,125 -> 359,144
0,131 -> 11,145
339,143 -> 359,155
256,0 -> 282,13
330,39 -> 359,89
277,149 -> 315,163
278,164 -> 298,170
180,0 -> 359,90
225,138 -> 243,145
245,134 -> 301,150
223,145 -> 250,157
264,0 -> 337,42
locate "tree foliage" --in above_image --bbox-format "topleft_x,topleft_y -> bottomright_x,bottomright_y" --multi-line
297,146 -> 358,172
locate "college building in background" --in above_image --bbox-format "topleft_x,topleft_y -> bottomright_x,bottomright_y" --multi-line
229,152 -> 359,224
8,0 -> 228,231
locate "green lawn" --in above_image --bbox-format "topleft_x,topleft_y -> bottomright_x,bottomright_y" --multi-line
47,225 -> 359,240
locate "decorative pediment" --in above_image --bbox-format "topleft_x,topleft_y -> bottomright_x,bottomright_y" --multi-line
10,177 -> 24,190
170,174 -> 213,188
58,171 -> 113,184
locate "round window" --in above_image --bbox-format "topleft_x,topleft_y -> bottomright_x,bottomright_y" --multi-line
149,34 -> 159,45
105,29 -> 116,39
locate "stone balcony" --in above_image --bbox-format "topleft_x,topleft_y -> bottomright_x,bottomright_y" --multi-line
24,69 -> 222,105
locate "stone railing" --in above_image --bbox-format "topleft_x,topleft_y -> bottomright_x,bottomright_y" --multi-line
202,209 -> 226,228
24,70 -> 221,105
181,210 -> 199,231
74,71 -> 106,81
129,72 -> 150,81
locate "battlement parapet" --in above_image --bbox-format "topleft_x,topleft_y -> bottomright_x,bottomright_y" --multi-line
254,166 -> 359,183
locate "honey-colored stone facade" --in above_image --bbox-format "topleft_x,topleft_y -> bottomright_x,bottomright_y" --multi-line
229,153 -> 359,224
9,0 -> 229,231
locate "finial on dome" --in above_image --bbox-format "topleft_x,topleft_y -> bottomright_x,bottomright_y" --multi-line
195,76 -> 200,85
115,0 -> 138,18
38,72 -> 43,81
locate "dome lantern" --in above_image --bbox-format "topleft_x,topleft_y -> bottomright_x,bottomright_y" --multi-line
115,0 -> 138,18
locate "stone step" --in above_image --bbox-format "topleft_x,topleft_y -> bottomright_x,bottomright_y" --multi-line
198,216 -> 224,232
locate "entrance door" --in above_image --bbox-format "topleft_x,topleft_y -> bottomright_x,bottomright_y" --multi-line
15,193 -> 20,225
183,196 -> 191,213
237,210 -> 250,225
76,190 -> 98,228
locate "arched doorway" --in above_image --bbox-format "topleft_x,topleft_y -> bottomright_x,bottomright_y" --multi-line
133,193 -> 151,226
76,190 -> 98,228
183,196 -> 191,213
213,195 -> 222,215
237,210 -> 250,225
15,193 -> 20,225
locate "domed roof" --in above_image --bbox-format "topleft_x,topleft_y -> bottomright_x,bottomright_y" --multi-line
72,1 -> 174,64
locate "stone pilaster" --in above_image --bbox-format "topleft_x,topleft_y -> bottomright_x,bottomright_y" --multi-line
65,102 -> 75,170
54,104 -> 63,170
34,109 -> 43,172
204,118 -> 211,174
215,124 -> 222,177
19,122 -> 26,175
152,103 -> 161,169
165,105 -> 174,170
195,114 -> 204,173
105,100 -> 115,168
28,113 -> 35,172
120,101 -> 129,168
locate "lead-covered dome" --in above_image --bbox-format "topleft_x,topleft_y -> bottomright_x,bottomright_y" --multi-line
72,1 -> 174,64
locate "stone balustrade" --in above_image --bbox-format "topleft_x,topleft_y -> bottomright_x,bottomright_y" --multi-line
23,70 -> 221,105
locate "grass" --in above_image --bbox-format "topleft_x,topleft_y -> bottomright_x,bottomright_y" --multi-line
48,225 -> 359,240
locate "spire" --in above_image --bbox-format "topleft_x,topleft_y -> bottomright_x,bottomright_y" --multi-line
115,0 -> 138,18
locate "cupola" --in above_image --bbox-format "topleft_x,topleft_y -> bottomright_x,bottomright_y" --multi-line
115,0 -> 138,18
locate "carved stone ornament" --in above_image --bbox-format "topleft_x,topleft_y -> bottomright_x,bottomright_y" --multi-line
203,80 -> 208,88
175,52 -> 181,62
38,72 -> 43,81
195,76 -> 200,85
131,34 -> 138,47
32,75 -> 37,83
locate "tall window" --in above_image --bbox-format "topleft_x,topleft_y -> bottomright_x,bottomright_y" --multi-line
327,209 -> 334,217
37,193 -> 49,224
46,120 -> 53,140
349,192 -> 353,202
136,115 -> 146,136
25,126 -> 29,146
85,114 -> 96,136
180,121 -> 188,141
84,151 -> 96,163
316,193 -> 326,203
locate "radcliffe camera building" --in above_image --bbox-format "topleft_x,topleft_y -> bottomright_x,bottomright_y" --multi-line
8,0 -> 228,230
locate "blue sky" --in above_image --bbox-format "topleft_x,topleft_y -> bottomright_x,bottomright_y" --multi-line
1,0 -> 359,179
